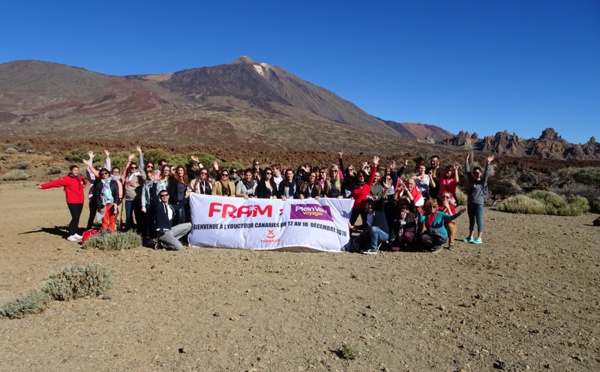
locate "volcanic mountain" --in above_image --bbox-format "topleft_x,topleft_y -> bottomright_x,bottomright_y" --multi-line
0,57 -> 452,153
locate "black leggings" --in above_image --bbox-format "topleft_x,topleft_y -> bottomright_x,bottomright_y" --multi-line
67,203 -> 83,236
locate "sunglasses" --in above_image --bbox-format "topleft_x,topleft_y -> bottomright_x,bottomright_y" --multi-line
222,173 -> 229,177
159,194 -> 169,198
130,166 -> 137,169
100,172 -> 109,175
265,172 -> 272,175
200,172 -> 208,175
254,163 -> 260,166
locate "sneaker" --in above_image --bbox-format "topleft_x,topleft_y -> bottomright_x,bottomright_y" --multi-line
74,234 -> 83,240
446,245 -> 454,251
67,235 -> 78,242
471,237 -> 483,244
362,249 -> 378,255
430,245 -> 443,254
462,237 -> 473,243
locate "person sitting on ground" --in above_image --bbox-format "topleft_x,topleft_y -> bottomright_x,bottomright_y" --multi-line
236,169 -> 257,198
152,190 -> 191,251
418,199 -> 466,253
256,167 -> 279,199
438,192 -> 457,250
37,165 -> 87,242
463,153 -> 494,245
278,168 -> 297,201
212,168 -> 236,197
295,171 -> 322,200
351,177 -> 391,255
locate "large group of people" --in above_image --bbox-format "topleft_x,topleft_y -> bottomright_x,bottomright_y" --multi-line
38,147 -> 494,253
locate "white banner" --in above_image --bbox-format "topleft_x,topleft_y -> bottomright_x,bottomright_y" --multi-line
188,194 -> 353,252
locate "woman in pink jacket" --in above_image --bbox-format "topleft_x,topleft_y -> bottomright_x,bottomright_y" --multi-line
38,165 -> 87,242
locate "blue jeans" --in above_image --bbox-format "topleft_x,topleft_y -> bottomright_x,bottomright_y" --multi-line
467,203 -> 484,232
369,226 -> 389,251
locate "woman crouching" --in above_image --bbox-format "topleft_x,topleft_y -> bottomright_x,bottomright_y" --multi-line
418,199 -> 466,253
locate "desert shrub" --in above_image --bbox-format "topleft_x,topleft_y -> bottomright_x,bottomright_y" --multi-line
43,263 -> 113,301
64,148 -> 90,162
497,195 -> 547,214
2,141 -> 32,153
0,290 -> 52,319
498,191 -> 589,216
455,188 -> 467,206
0,262 -> 112,319
83,230 -> 141,251
564,194 -> 590,216
590,197 -> 600,214
529,190 -> 569,214
340,344 -> 359,360
4,147 -> 18,154
488,177 -> 519,198
46,166 -> 63,175
44,151 -> 52,156
10,162 -> 29,170
573,167 -> 600,189
550,182 -> 598,201
2,170 -> 31,181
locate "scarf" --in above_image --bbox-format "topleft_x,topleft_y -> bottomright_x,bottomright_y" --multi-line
241,179 -> 255,192
425,211 -> 437,229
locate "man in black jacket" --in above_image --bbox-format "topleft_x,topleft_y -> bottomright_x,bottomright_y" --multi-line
152,188 -> 191,250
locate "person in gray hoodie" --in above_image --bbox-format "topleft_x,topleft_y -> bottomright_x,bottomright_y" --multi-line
463,153 -> 494,245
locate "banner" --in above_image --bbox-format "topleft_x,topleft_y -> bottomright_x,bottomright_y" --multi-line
188,194 -> 353,252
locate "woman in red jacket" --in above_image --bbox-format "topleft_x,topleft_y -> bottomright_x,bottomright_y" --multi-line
38,165 -> 88,242
349,156 -> 379,230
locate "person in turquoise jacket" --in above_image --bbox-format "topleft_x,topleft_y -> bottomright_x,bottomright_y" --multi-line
418,199 -> 466,253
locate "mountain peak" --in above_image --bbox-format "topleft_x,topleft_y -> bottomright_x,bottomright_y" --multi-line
231,56 -> 256,64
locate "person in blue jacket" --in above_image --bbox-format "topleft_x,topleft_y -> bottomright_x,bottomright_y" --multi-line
418,198 -> 466,253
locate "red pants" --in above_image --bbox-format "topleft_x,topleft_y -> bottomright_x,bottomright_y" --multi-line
102,204 -> 118,232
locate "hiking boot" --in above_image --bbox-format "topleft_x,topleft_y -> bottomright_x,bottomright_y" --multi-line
471,237 -> 483,244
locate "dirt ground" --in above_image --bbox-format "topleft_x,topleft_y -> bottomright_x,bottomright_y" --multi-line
1,180 -> 599,371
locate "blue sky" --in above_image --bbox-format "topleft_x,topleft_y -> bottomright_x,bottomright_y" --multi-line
1,1 -> 598,144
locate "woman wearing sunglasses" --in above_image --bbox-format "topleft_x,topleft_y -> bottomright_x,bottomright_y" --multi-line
463,153 -> 494,245
256,167 -> 279,199
212,169 -> 236,197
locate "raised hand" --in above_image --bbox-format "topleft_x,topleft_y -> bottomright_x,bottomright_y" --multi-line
136,145 -> 142,154
487,155 -> 495,163
191,155 -> 199,162
373,156 -> 380,166
128,153 -> 135,161
104,149 -> 110,158
87,150 -> 94,159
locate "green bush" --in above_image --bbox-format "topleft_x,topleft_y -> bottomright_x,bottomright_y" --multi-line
2,141 -> 33,153
4,147 -> 18,154
83,230 -> 141,251
46,166 -> 63,175
497,195 -> 547,214
498,191 -> 589,216
573,167 -> 600,189
455,188 -> 467,206
0,263 -> 112,319
43,263 -> 113,301
0,290 -> 52,319
590,197 -> 600,214
2,170 -> 31,181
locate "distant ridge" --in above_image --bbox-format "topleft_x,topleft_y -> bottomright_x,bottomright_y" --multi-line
0,57 -> 453,154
